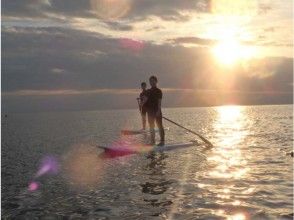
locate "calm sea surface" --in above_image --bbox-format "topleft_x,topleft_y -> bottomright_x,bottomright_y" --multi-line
2,105 -> 293,219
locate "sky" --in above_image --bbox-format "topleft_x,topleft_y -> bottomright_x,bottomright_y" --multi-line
2,0 -> 293,112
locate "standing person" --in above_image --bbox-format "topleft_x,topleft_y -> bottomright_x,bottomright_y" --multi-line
145,75 -> 165,146
137,82 -> 148,130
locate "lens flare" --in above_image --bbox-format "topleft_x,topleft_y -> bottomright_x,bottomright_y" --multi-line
28,181 -> 39,191
35,156 -> 59,177
28,155 -> 59,192
64,144 -> 104,188
119,38 -> 144,52
90,0 -> 131,20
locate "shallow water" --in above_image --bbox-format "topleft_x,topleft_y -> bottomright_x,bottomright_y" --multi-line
1,105 -> 293,219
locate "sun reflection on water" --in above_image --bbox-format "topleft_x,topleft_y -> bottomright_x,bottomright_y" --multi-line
213,210 -> 247,220
217,105 -> 242,123
208,105 -> 251,219
227,213 -> 247,220
209,106 -> 249,179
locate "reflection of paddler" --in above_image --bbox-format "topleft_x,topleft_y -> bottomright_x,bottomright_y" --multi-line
137,82 -> 148,130
141,152 -> 172,208
141,152 -> 173,211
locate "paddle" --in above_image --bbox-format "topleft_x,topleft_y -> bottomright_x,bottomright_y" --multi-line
162,116 -> 213,148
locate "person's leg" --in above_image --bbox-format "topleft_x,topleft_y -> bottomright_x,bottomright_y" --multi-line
142,114 -> 146,130
148,111 -> 155,145
142,109 -> 147,130
155,112 -> 165,145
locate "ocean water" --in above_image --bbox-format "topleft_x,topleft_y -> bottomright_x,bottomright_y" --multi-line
1,105 -> 293,219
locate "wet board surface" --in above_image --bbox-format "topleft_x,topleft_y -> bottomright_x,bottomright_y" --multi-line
120,129 -> 159,135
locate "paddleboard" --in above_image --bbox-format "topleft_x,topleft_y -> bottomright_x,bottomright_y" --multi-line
121,127 -> 170,135
97,141 -> 199,156
121,129 -> 159,135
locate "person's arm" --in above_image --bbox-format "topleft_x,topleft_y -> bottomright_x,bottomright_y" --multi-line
142,95 -> 148,105
137,97 -> 142,112
141,90 -> 149,106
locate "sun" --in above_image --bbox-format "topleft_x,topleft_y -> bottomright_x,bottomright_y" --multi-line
212,40 -> 255,65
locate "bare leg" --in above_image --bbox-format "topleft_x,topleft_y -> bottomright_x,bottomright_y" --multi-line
142,114 -> 146,130
156,113 -> 165,144
148,112 -> 155,145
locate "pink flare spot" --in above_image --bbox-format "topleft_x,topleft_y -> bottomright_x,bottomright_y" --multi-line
28,182 -> 39,191
35,156 -> 59,178
37,164 -> 50,176
119,38 -> 144,52
102,140 -> 145,158
104,148 -> 134,158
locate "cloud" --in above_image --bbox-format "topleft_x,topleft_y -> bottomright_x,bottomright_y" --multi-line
51,68 -> 67,74
104,21 -> 133,31
264,27 -> 276,32
2,0 -> 291,29
2,88 -> 292,113
1,1 -> 293,113
2,0 -> 91,18
258,2 -> 272,14
2,25 -> 293,112
131,0 -> 203,19
243,40 -> 293,48
2,0 -> 292,55
2,88 -> 138,96
2,0 -> 207,21
2,26 -> 200,92
3,26 -> 292,91
169,37 -> 217,46
2,0 -> 48,17
171,36 -> 293,48
4,87 -> 290,97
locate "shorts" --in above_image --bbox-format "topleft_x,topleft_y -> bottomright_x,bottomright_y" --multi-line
147,110 -> 163,128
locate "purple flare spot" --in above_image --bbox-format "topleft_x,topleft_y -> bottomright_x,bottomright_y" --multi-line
35,156 -> 58,177
119,38 -> 144,52
28,181 -> 39,191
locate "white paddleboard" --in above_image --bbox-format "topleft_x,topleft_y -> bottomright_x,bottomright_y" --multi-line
121,127 -> 170,135
97,141 -> 199,156
121,129 -> 159,135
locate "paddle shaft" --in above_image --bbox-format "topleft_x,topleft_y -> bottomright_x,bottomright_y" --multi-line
162,116 -> 213,147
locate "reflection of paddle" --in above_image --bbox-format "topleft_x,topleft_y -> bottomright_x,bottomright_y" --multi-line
162,116 -> 213,148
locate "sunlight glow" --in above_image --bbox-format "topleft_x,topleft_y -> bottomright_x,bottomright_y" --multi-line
212,40 -> 255,65
210,0 -> 257,17
206,14 -> 257,66
227,213 -> 246,220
